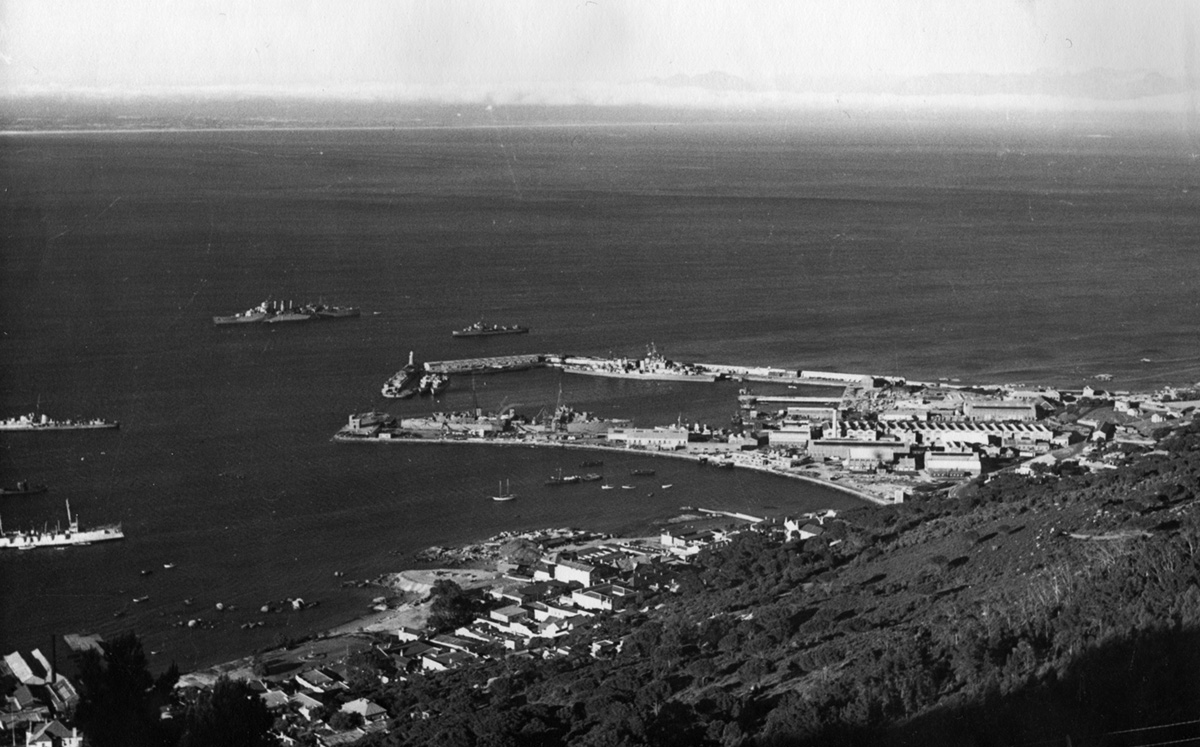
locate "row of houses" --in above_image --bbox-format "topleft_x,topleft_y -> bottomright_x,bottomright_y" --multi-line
1,647 -> 84,746
380,533 -> 736,685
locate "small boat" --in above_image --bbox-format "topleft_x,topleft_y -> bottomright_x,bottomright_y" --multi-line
621,485 -> 634,490
580,473 -> 603,482
631,468 -> 656,476
491,480 -> 516,502
661,484 -> 673,489
140,569 -> 153,577
133,595 -> 149,604
546,468 -> 580,486
600,485 -> 614,490
430,374 -> 449,395
0,481 -> 48,496
163,563 -> 175,569
579,460 -> 604,468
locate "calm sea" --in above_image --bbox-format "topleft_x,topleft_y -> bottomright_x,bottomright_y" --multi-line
1,121 -> 1198,670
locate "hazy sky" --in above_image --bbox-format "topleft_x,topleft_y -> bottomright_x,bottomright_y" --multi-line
1,0 -> 1196,106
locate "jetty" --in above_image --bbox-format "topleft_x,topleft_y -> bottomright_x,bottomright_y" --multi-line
422,354 -> 549,375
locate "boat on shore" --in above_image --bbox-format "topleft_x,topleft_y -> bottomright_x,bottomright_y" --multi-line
0,414 -> 118,431
0,481 -> 48,496
0,500 -> 124,550
452,321 -> 529,338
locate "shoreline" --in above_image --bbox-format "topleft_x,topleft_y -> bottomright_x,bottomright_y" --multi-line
181,519 -> 735,685
332,434 -> 893,505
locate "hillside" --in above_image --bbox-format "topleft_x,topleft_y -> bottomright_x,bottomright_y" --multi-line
359,421 -> 1200,746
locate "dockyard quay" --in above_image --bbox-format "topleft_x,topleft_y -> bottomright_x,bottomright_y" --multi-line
355,351 -> 1200,507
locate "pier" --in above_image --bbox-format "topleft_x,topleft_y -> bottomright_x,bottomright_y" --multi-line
739,394 -> 845,406
423,354 -> 550,375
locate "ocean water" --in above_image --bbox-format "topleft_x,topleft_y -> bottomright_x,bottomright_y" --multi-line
1,121 -> 1198,670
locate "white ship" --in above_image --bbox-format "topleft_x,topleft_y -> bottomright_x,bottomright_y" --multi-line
0,413 -> 119,431
0,500 -> 124,550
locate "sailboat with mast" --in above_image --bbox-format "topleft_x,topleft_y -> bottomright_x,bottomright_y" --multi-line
491,480 -> 516,502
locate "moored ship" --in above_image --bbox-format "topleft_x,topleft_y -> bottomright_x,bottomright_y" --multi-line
0,481 -> 48,496
491,480 -> 516,502
0,414 -> 119,431
559,344 -> 719,382
382,352 -> 420,398
213,300 -> 360,325
314,305 -> 361,319
452,321 -> 529,337
0,500 -> 124,550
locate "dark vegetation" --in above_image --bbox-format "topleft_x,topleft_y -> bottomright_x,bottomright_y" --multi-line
85,421 -> 1200,746
357,420 -> 1200,746
75,632 -> 277,747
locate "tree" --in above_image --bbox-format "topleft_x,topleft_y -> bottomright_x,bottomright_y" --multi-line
328,709 -> 363,731
428,580 -> 481,633
178,675 -> 278,747
74,631 -> 164,747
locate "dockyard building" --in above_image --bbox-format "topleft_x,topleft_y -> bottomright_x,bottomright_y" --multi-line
606,427 -> 689,450
924,451 -> 983,477
964,401 -> 1038,422
767,425 -> 813,446
807,439 -> 908,463
782,406 -> 839,422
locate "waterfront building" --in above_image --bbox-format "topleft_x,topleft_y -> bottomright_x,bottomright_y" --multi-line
808,439 -> 908,462
606,427 -> 689,450
767,425 -> 813,446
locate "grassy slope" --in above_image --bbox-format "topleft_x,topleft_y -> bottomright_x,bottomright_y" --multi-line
366,421 -> 1200,747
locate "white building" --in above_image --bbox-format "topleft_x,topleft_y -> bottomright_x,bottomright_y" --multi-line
606,427 -> 688,450
924,451 -> 982,477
